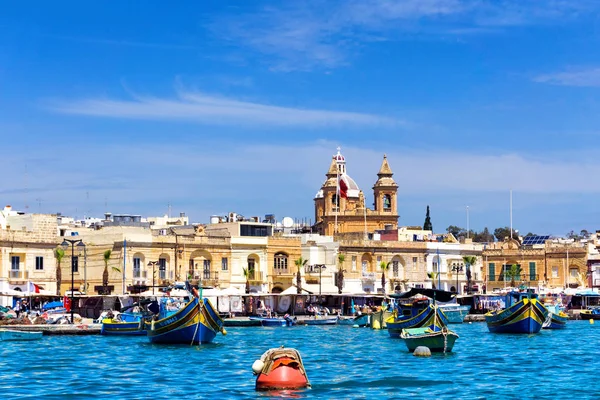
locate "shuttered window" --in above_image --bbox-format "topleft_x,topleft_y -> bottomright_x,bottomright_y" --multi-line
489,263 -> 495,281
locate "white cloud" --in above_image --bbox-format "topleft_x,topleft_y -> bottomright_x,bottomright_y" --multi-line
534,67 -> 600,87
212,0 -> 600,71
46,89 -> 398,128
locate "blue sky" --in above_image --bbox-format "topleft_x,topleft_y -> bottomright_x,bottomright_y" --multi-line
2,1 -> 600,236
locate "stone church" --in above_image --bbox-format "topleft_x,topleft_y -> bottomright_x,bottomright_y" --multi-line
313,149 -> 399,236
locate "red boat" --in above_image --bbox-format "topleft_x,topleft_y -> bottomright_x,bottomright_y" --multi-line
252,347 -> 311,391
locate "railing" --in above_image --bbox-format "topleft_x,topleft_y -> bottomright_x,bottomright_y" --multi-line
273,268 -> 291,275
361,272 -> 376,281
487,274 -> 539,282
9,270 -> 26,280
248,271 -> 263,282
304,265 -> 327,274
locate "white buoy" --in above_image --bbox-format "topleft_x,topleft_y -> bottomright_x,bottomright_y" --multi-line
413,346 -> 431,357
252,360 -> 264,375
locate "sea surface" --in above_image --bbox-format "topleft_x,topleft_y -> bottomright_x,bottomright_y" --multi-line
1,321 -> 598,399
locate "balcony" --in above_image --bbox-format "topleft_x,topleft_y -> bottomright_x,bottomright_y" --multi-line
9,270 -> 27,280
248,271 -> 264,283
487,274 -> 539,282
200,271 -> 220,286
304,265 -> 327,275
361,272 -> 376,281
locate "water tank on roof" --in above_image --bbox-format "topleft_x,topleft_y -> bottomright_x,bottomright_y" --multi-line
210,215 -> 220,224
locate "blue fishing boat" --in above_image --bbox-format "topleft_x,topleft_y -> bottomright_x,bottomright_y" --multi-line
101,311 -> 147,336
438,304 -> 471,324
542,304 -> 568,329
304,316 -> 338,325
386,288 -> 452,338
147,290 -> 225,344
337,314 -> 369,327
485,291 -> 548,334
249,315 -> 296,327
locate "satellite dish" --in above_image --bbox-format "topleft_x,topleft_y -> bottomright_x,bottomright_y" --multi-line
282,217 -> 294,228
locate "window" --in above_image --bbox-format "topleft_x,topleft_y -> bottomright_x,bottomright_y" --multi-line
332,194 -> 340,210
133,257 -> 141,278
489,263 -> 495,281
221,257 -> 228,271
412,257 -> 418,271
240,224 -> 270,237
35,256 -> 44,271
274,253 -> 288,272
552,266 -> 559,279
248,258 -> 256,280
11,256 -> 20,270
203,260 -> 211,280
362,260 -> 368,274
352,256 -> 357,272
376,256 -> 382,265
392,261 -> 399,277
383,194 -> 391,211
72,256 -> 79,273
529,262 -> 536,281
159,258 -> 167,279
570,268 -> 579,281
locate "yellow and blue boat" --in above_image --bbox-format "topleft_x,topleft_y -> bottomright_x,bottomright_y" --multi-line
101,312 -> 148,336
386,288 -> 452,338
147,293 -> 225,344
485,292 -> 548,334
542,304 -> 568,329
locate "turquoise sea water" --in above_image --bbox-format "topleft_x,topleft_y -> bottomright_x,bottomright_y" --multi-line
1,321 -> 599,399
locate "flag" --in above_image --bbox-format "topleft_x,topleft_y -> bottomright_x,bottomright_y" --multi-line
339,175 -> 348,199
63,294 -> 71,312
27,282 -> 40,293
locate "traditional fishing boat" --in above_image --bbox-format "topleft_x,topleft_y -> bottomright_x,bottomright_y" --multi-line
579,307 -> 600,320
101,301 -> 158,336
386,288 -> 452,338
400,325 -> 459,353
252,347 -> 310,391
337,314 -> 369,327
146,285 -> 226,344
0,329 -> 43,341
542,303 -> 568,329
223,318 -> 262,327
249,315 -> 296,327
437,304 -> 471,324
304,316 -> 338,326
485,291 -> 548,334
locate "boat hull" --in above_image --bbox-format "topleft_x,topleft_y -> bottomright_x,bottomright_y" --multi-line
249,317 -> 295,327
147,298 -> 224,344
337,314 -> 369,327
304,317 -> 337,325
224,318 -> 262,327
0,329 -> 43,341
101,320 -> 146,336
400,327 -> 459,353
579,311 -> 600,320
439,305 -> 471,324
485,298 -> 547,334
386,305 -> 449,338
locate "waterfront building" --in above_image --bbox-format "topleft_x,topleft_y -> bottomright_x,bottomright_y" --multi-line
425,239 -> 484,294
482,236 -> 587,293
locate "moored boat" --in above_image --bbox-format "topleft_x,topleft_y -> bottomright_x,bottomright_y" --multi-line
252,347 -> 310,391
101,312 -> 148,336
438,304 -> 471,324
579,307 -> 600,320
249,315 -> 296,327
146,285 -> 226,344
0,329 -> 43,341
224,318 -> 262,327
485,292 -> 548,334
337,314 -> 369,327
400,325 -> 459,353
304,316 -> 337,326
386,288 -> 453,338
542,303 -> 568,329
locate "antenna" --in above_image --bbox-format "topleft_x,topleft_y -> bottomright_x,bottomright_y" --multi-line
168,203 -> 171,218
510,190 -> 513,239
24,164 -> 29,211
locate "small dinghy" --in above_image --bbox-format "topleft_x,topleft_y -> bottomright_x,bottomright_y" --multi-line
252,347 -> 310,391
0,329 -> 43,341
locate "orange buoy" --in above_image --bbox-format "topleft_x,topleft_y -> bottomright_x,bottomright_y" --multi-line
254,347 -> 310,391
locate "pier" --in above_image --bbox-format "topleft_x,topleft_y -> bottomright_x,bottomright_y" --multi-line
1,324 -> 101,335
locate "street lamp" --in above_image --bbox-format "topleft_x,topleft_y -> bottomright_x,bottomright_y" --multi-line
147,261 -> 158,295
451,263 -> 464,294
314,264 -> 326,301
61,238 -> 85,324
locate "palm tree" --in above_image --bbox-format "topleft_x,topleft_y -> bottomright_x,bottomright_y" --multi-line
380,261 -> 390,298
242,267 -> 250,294
294,257 -> 308,295
427,272 -> 439,289
462,256 -> 477,294
336,253 -> 345,294
102,249 -> 121,294
54,247 -> 65,296
507,264 -> 523,288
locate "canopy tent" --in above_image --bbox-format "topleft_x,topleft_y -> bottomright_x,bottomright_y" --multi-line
389,288 -> 455,303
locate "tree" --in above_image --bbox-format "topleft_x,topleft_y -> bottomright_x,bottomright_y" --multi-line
494,227 -> 518,242
506,264 -> 523,288
336,253 -> 345,294
54,247 -> 65,296
242,267 -> 250,294
380,261 -> 390,298
447,225 -> 465,238
102,249 -> 120,295
294,257 -> 308,295
472,227 -> 494,243
462,256 -> 477,294
581,229 -> 590,239
427,272 -> 439,289
423,205 -> 432,231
